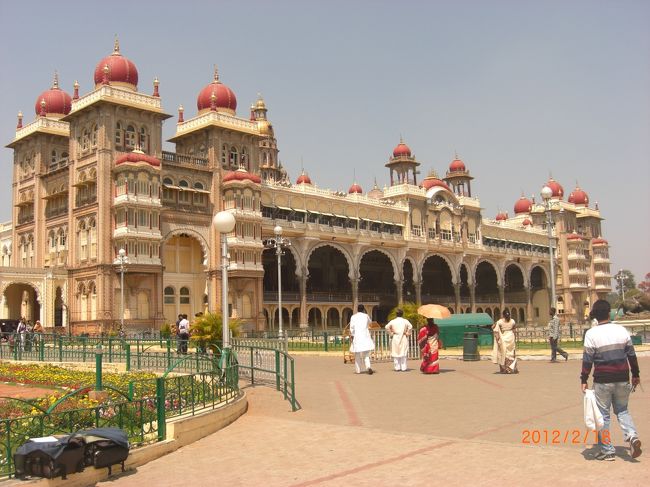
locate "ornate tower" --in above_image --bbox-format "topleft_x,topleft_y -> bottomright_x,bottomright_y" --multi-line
385,138 -> 419,186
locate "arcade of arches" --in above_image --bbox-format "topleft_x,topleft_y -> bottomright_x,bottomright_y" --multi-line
261,243 -> 553,330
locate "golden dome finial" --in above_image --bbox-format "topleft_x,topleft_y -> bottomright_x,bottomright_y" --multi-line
113,35 -> 120,54
399,134 -> 403,143
213,65 -> 220,82
74,80 -> 79,89
454,149 -> 459,160
52,70 -> 59,89
179,104 -> 184,112
154,77 -> 159,86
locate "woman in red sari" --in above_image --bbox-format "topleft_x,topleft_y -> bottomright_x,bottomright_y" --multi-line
418,318 -> 442,374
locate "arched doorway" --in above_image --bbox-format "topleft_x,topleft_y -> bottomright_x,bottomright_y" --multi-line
359,250 -> 396,323
162,234 -> 207,324
308,307 -> 323,328
421,255 -> 453,304
504,264 -> 525,307
326,307 -> 340,328
475,261 -> 499,305
3,283 -> 40,322
531,265 -> 550,325
307,245 -> 351,300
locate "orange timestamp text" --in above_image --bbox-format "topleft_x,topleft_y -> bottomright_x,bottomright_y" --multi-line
521,429 -> 611,445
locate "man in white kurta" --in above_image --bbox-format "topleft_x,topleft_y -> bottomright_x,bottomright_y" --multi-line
349,304 -> 375,374
385,309 -> 413,371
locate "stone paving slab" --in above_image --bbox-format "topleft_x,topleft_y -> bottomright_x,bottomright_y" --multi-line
98,356 -> 649,487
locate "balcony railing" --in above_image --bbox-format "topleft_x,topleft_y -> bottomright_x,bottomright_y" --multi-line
161,151 -> 208,167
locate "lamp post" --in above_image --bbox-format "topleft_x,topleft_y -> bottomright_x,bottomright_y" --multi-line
615,269 -> 626,302
116,249 -> 128,331
541,186 -> 557,309
264,225 -> 291,340
213,211 -> 236,363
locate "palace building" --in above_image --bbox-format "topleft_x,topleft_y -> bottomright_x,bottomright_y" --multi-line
0,41 -> 612,334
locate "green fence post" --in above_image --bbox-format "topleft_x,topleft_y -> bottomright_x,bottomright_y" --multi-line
39,337 -> 45,361
58,335 -> 63,362
283,353 -> 288,399
125,343 -> 131,372
195,352 -> 200,373
290,359 -> 296,411
274,350 -> 280,391
95,344 -> 103,391
108,337 -> 113,363
128,381 -> 134,401
166,338 -> 171,370
250,347 -> 255,385
82,337 -> 87,362
156,377 -> 166,441
324,332 -> 328,352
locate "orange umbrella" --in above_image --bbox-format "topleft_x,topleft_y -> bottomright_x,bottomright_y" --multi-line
417,304 -> 452,320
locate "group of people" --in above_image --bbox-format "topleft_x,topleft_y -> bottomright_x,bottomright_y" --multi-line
348,305 -> 442,375
173,314 -> 191,354
349,299 -> 642,461
1,317 -> 43,351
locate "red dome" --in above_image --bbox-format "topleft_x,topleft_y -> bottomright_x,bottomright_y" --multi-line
568,187 -> 589,206
544,178 -> 564,199
449,158 -> 466,172
514,196 -> 533,214
348,183 -> 363,194
392,141 -> 411,158
34,80 -> 72,118
592,237 -> 608,245
197,68 -> 237,114
566,232 -> 582,241
496,212 -> 508,221
94,41 -> 138,90
115,151 -> 160,167
523,218 -> 532,226
422,177 -> 450,191
223,170 -> 261,184
296,172 -> 312,185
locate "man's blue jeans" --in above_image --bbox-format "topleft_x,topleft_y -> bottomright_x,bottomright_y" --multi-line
594,382 -> 638,454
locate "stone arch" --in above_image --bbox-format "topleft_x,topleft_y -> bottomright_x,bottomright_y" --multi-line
421,252 -> 458,284
504,261 -> 529,287
358,247 -> 399,281
474,258 -> 502,287
305,242 -> 355,280
162,228 -> 209,266
530,265 -> 549,289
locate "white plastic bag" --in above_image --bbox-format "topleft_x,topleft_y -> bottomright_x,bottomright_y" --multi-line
583,389 -> 604,430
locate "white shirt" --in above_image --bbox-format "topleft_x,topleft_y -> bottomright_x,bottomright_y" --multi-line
349,312 -> 374,352
178,318 -> 190,334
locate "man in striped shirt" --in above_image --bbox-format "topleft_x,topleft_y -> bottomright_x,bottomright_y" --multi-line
581,299 -> 641,461
548,307 -> 568,362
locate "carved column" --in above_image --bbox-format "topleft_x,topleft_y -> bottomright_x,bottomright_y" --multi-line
498,284 -> 505,312
299,274 -> 308,327
526,286 -> 533,325
395,279 -> 404,306
415,280 -> 422,305
351,277 -> 359,312
470,283 -> 476,313
454,283 -> 461,313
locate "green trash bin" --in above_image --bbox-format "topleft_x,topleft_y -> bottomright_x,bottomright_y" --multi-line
463,332 -> 479,361
631,334 -> 642,346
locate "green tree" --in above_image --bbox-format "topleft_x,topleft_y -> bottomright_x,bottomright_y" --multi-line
190,312 -> 241,353
386,302 -> 427,329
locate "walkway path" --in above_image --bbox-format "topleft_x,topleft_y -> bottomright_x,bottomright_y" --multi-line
98,355 -> 649,486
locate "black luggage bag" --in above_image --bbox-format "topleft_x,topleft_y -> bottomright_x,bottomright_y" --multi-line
77,427 -> 130,475
14,434 -> 85,480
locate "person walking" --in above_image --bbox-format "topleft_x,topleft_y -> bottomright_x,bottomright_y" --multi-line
178,314 -> 190,354
175,314 -> 183,353
16,318 -> 27,352
492,309 -> 518,374
581,299 -> 642,461
385,309 -> 413,372
418,318 -> 442,374
548,307 -> 568,362
349,304 -> 375,375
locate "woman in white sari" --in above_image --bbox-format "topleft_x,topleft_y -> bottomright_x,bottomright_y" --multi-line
492,309 -> 518,374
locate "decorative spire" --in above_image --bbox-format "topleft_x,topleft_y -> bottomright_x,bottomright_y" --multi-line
113,35 -> 120,54
52,70 -> 59,89
17,111 -> 23,129
373,177 -> 379,189
455,150 -> 459,159
73,80 -> 79,100
213,65 -> 220,83
178,105 -> 184,123
153,77 -> 160,97
39,99 -> 47,117
102,64 -> 110,85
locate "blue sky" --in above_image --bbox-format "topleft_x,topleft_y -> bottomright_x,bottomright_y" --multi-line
1,0 -> 648,282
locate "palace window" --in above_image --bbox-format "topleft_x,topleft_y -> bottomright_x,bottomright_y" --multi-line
90,124 -> 98,148
164,286 -> 175,304
221,144 -> 227,166
180,287 -> 190,305
229,147 -> 239,167
125,125 -> 136,148
115,122 -> 123,147
139,127 -> 147,151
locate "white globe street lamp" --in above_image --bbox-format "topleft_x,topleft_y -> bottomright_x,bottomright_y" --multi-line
264,225 -> 291,342
213,211 -> 236,357
116,248 -> 128,331
541,186 -> 557,309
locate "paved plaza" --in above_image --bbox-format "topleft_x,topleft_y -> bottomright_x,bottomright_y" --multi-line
98,354 -> 649,486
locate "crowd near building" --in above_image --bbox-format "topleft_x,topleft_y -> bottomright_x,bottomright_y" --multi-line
0,41 -> 612,334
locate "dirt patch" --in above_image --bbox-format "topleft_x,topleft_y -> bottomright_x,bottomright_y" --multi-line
0,382 -> 59,400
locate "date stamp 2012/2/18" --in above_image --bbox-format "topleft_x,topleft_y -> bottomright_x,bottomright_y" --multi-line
521,429 -> 611,445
